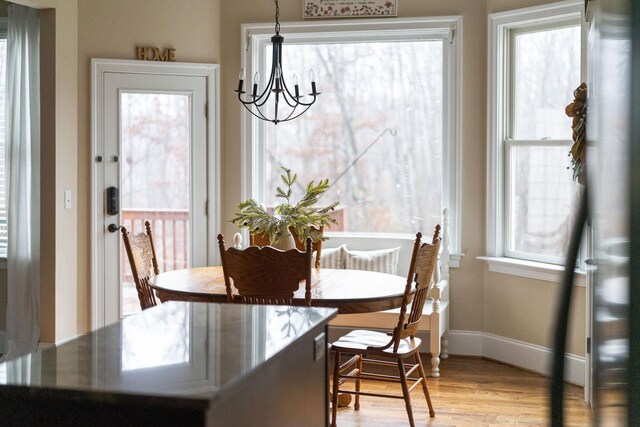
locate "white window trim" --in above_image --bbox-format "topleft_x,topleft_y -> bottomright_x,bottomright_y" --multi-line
239,16 -> 463,257
478,256 -> 586,287
484,1 -> 585,281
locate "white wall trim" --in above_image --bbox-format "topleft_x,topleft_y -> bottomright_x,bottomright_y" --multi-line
329,326 -> 584,386
448,330 -> 585,386
477,256 -> 586,286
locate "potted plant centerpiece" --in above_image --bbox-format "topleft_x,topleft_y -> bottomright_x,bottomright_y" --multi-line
231,167 -> 339,251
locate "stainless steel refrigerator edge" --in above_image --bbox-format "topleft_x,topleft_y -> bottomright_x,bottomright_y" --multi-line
587,0 -> 637,424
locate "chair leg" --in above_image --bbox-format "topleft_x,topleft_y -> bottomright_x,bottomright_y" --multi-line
331,351 -> 341,427
354,355 -> 362,410
397,359 -> 416,427
414,353 -> 435,417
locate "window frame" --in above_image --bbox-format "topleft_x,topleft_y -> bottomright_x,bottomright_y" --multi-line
485,0 -> 586,281
239,16 -> 463,261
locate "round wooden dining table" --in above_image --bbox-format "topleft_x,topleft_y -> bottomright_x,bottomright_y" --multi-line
148,266 -> 409,314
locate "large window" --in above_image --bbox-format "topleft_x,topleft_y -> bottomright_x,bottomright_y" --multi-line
242,18 -> 461,252
487,2 -> 583,268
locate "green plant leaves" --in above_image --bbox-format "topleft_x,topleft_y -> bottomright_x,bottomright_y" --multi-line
231,166 -> 339,244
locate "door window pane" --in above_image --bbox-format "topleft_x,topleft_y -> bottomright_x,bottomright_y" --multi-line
120,92 -> 191,315
513,25 -> 581,140
264,40 -> 443,234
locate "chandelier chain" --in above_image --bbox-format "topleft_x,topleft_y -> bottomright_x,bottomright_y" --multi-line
274,0 -> 280,35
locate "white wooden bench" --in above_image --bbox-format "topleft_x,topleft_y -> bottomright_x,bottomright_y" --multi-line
328,208 -> 451,377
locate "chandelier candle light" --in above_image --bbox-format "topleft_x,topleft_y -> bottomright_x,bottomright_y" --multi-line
235,0 -> 320,124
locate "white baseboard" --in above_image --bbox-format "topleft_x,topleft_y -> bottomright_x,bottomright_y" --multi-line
37,342 -> 55,352
328,326 -> 585,386
37,333 -> 79,352
448,330 -> 585,386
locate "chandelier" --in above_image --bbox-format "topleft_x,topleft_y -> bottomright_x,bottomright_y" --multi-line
235,0 -> 319,125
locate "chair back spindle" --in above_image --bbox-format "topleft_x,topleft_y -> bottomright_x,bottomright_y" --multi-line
121,221 -> 160,310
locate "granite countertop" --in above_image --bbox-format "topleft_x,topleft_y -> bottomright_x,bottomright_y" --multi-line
0,302 -> 337,406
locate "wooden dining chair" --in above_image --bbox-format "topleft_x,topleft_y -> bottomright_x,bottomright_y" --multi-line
330,226 -> 442,427
250,225 -> 324,268
121,221 -> 160,310
218,233 -> 313,305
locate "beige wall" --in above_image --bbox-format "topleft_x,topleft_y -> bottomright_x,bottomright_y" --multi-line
76,0 -> 221,334
484,273 -> 586,355
219,0 -> 585,356
0,0 -> 586,360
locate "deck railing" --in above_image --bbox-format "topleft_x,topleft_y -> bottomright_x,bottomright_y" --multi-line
121,209 -> 190,282
121,206 -> 345,282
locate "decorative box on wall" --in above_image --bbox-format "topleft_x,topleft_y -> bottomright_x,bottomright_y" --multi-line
328,208 -> 451,378
303,0 -> 397,18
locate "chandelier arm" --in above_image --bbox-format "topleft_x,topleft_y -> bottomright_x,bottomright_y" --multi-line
280,90 -> 318,108
247,101 -> 313,125
276,100 -> 298,122
237,86 -> 271,107
278,104 -> 314,123
250,43 -> 281,107
279,79 -> 302,108
242,102 -> 275,123
254,71 -> 278,108
238,63 -> 278,107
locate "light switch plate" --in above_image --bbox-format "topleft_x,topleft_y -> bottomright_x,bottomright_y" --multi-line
314,332 -> 326,361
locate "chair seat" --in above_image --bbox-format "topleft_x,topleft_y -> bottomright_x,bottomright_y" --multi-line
331,329 -> 422,357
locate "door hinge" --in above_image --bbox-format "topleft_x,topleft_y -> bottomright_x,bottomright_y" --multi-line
205,200 -> 209,216
586,337 -> 591,354
246,32 -> 252,52
205,103 -> 208,119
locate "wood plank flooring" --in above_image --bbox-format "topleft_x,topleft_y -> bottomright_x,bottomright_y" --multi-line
333,356 -> 591,426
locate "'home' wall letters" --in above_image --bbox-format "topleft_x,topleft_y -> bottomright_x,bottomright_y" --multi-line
136,47 -> 176,62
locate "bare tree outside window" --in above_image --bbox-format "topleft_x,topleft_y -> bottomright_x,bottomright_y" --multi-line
263,40 -> 444,235
508,25 -> 582,261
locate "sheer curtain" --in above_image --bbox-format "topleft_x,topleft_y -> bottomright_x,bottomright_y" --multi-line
2,4 -> 40,361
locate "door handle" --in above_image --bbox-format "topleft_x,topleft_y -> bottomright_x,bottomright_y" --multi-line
108,224 -> 121,233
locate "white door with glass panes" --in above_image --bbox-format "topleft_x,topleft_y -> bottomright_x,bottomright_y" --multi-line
91,60 -> 219,329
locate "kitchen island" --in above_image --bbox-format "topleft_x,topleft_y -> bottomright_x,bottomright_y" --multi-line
0,302 -> 337,426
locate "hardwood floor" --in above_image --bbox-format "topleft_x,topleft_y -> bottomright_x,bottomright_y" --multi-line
333,356 -> 591,426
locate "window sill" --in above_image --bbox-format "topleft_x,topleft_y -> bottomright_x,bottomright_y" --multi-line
477,256 -> 586,287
